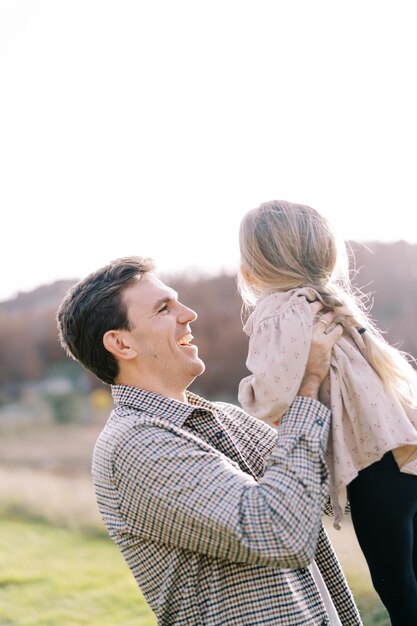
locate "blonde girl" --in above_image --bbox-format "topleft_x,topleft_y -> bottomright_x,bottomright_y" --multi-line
238,199 -> 417,626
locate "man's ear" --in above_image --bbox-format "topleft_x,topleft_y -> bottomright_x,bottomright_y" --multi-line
103,330 -> 138,361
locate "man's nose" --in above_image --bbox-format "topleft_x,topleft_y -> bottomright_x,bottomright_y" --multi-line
178,303 -> 197,323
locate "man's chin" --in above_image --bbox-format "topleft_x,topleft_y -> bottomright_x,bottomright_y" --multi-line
190,358 -> 205,379
194,358 -> 205,376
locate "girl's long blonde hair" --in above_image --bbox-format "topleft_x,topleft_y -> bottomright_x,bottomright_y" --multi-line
238,199 -> 417,407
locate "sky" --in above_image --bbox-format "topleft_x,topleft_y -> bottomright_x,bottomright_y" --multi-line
1,0 -> 416,302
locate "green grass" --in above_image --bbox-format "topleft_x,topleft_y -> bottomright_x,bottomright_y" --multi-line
0,420 -> 392,625
0,516 -> 391,626
0,517 -> 156,626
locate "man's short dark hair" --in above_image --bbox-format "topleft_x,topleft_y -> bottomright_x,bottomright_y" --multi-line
57,256 -> 155,385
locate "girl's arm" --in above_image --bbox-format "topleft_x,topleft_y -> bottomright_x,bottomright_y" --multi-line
238,296 -> 315,425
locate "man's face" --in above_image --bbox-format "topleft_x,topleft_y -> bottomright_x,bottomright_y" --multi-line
120,274 -> 205,396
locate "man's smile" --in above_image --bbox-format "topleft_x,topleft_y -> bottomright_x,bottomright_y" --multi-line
177,333 -> 194,347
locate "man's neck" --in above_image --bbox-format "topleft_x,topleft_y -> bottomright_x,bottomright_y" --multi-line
115,375 -> 188,404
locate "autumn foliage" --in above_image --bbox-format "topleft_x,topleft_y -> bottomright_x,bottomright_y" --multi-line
1,242 -> 416,403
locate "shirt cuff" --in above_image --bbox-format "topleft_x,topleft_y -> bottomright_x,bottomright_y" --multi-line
278,396 -> 331,447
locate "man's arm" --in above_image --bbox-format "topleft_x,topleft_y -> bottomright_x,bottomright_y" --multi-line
108,308 -> 342,570
110,402 -> 329,570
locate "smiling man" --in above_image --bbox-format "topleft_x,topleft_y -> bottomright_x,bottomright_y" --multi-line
102,273 -> 205,402
57,256 -> 362,626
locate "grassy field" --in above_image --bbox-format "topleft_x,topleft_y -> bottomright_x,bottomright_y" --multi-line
0,420 -> 390,625
0,516 -> 390,626
0,517 -> 156,626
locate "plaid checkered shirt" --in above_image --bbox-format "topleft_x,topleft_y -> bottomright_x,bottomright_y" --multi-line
92,385 -> 363,625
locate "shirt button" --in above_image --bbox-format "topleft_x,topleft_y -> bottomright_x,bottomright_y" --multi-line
215,431 -> 223,438
315,419 -> 324,426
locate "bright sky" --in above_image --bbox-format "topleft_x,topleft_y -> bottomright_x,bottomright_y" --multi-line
1,1 -> 416,302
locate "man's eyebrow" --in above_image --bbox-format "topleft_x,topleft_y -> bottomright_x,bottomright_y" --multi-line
152,291 -> 178,312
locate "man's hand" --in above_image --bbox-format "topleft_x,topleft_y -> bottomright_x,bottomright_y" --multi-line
298,301 -> 343,400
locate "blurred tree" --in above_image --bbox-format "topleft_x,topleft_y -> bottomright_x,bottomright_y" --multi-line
350,241 -> 417,360
0,243 -> 416,405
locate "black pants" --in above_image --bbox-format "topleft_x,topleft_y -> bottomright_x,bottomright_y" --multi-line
348,452 -> 417,626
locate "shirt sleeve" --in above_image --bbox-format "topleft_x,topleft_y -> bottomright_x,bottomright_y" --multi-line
238,295 -> 314,425
112,396 -> 331,570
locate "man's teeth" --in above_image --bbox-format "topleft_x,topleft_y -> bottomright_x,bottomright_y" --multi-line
178,334 -> 193,346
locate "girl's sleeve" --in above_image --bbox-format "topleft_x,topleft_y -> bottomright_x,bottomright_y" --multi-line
238,297 -> 314,425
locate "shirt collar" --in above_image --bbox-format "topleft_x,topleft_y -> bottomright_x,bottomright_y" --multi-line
111,384 -> 217,428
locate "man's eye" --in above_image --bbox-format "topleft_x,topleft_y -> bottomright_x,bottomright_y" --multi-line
159,303 -> 169,313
